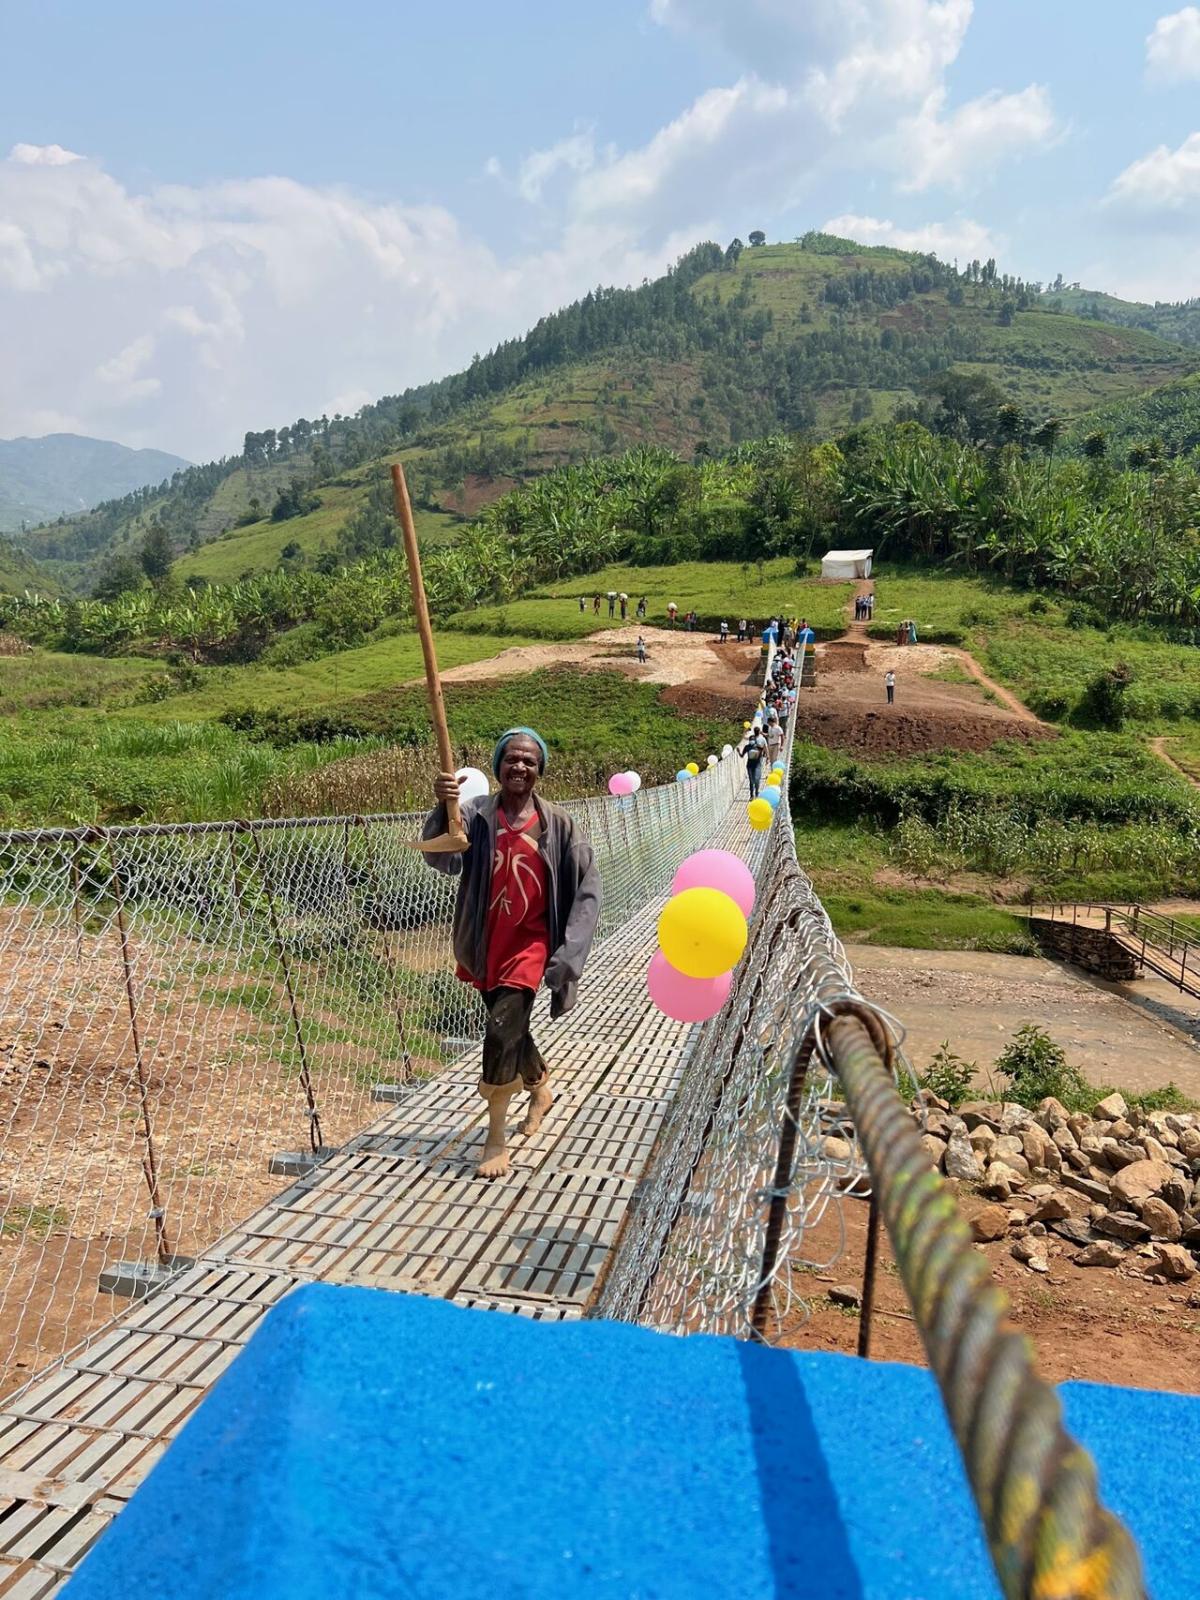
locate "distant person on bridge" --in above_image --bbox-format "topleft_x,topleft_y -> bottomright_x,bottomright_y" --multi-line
765,712 -> 783,767
425,730 -> 601,1180
741,727 -> 768,798
885,669 -> 896,705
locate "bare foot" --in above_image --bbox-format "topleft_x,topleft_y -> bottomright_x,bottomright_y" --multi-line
520,1077 -> 553,1137
477,1142 -> 510,1179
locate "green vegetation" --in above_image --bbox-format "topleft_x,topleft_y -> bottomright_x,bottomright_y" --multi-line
11,235 -> 1195,597
0,1205 -> 70,1239
137,631 -> 530,721
919,1043 -> 977,1108
0,666 -> 731,827
448,557 -> 851,640
0,535 -> 59,597
0,650 -> 165,715
993,1023 -> 1092,1109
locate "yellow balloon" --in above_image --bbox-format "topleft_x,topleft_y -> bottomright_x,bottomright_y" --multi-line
743,721 -> 751,730
658,887 -> 748,979
748,797 -> 773,831
685,761 -> 700,776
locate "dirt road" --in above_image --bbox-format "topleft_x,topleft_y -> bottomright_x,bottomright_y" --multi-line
847,942 -> 1200,1099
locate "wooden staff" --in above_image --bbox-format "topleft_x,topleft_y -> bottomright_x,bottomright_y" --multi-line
391,463 -> 468,853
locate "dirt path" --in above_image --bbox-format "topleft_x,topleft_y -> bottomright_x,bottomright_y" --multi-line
949,648 -> 1045,725
846,942 -> 1200,1098
1150,735 -> 1200,790
427,625 -> 756,699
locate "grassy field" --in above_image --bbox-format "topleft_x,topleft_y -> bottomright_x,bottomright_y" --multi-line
446,559 -> 854,640
866,568 -> 1044,645
176,484 -> 462,582
793,820 -> 1035,953
133,630 -> 537,721
0,650 -> 165,714
0,664 -> 739,827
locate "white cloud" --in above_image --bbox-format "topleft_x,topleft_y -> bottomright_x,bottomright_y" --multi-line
8,142 -> 83,167
95,334 -> 161,404
820,211 -> 1000,260
575,1 -> 1053,233
898,84 -> 1056,191
1107,131 -> 1200,215
0,144 -> 689,458
1146,8 -> 1200,83
2,3 -> 1061,460
516,132 -> 596,203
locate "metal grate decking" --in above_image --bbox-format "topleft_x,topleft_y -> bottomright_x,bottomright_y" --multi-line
0,794 -> 773,1595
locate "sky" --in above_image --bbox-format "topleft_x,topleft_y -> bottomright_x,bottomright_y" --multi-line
2,0 -> 1199,461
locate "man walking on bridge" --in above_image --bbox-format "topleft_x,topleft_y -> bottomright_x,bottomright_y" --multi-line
425,730 -> 602,1179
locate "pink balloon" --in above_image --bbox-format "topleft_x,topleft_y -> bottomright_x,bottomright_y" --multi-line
670,848 -> 756,918
647,950 -> 731,1023
608,772 -> 632,796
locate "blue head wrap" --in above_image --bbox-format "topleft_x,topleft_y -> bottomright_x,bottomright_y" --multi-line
492,726 -> 549,778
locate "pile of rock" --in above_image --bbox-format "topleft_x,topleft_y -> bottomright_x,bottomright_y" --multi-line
909,1092 -> 1200,1281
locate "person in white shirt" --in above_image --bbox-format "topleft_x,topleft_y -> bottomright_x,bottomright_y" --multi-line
885,669 -> 896,705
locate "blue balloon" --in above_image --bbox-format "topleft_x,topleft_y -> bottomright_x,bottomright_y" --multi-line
676,769 -> 692,783
761,785 -> 782,808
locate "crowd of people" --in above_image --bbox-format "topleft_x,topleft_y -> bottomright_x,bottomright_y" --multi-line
738,641 -> 797,797
854,594 -> 874,621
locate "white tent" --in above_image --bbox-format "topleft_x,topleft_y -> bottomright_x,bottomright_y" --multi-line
821,548 -> 873,580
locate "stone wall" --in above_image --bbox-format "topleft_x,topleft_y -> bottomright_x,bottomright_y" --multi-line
1029,918 -> 1141,982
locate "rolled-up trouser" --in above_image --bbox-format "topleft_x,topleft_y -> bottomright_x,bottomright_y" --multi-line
481,985 -> 546,1087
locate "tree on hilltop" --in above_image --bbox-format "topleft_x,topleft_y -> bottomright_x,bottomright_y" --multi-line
749,230 -> 766,247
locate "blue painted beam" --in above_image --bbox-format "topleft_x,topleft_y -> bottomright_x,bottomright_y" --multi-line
64,1284 -> 1194,1600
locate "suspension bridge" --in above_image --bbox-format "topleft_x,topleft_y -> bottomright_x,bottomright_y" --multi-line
0,716 -> 1190,1597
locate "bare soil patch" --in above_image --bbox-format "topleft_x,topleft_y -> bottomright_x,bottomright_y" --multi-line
778,1187 -> 1200,1395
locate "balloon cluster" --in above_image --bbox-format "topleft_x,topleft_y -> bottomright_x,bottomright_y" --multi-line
748,761 -> 785,830
608,770 -> 642,796
648,849 -> 755,1022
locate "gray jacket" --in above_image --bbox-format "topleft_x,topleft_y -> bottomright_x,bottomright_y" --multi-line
421,792 -> 602,1017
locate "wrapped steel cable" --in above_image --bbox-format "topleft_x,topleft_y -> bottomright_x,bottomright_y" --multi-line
800,1003 -> 1146,1600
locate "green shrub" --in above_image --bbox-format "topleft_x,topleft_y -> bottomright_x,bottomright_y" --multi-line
1078,661 -> 1134,729
993,1024 -> 1090,1110
920,1042 -> 976,1107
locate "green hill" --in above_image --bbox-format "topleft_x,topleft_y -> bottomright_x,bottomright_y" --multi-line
1041,286 -> 1200,349
1068,371 -> 1200,462
0,433 -> 189,533
15,235 -> 1197,591
0,535 -> 61,597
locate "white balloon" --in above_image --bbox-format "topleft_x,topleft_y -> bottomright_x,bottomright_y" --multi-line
706,754 -> 719,767
623,770 -> 642,792
721,744 -> 734,758
455,766 -> 490,804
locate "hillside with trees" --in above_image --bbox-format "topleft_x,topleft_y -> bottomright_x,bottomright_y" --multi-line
10,234 -> 1195,596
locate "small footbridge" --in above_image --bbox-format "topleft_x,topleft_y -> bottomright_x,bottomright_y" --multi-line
0,725 -> 1156,1596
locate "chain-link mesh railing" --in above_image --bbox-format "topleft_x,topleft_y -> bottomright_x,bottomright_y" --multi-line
593,712 -> 876,1334
0,755 -> 741,1396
